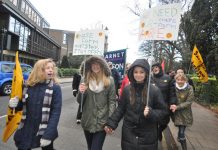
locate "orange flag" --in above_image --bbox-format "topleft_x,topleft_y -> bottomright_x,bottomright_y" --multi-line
2,51 -> 23,142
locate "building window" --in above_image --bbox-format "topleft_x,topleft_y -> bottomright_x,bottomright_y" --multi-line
21,0 -> 26,13
10,0 -> 18,6
63,33 -> 67,44
9,16 -> 16,32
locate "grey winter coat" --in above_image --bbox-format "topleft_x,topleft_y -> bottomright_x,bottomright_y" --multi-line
77,56 -> 116,133
106,59 -> 168,150
173,84 -> 194,127
14,82 -> 62,149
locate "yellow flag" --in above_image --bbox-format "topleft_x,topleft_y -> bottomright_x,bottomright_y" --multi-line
191,45 -> 208,83
2,51 -> 23,142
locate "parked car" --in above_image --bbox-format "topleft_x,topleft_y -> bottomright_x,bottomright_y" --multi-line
0,61 -> 32,95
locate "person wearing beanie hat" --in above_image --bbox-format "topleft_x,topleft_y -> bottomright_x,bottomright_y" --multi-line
104,59 -> 168,150
151,62 -> 177,141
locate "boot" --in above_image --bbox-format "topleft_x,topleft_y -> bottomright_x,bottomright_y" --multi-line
180,139 -> 187,150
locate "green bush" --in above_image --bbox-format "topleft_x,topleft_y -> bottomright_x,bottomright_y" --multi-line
58,68 -> 79,77
194,78 -> 218,104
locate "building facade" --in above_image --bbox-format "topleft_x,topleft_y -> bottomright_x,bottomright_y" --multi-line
48,29 -> 75,63
0,0 -> 61,66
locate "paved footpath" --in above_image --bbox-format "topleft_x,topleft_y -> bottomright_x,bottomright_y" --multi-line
169,102 -> 218,150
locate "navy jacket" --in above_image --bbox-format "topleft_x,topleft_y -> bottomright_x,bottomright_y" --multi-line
14,82 -> 62,149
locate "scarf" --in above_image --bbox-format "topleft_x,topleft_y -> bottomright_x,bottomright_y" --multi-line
89,80 -> 104,93
176,82 -> 188,90
18,80 -> 54,136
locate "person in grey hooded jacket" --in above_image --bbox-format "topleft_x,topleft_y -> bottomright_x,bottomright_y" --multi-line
104,59 -> 168,150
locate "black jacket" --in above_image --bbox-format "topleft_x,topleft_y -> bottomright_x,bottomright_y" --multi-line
106,59 -> 168,150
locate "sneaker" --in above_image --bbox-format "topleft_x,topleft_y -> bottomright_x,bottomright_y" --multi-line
76,119 -> 81,124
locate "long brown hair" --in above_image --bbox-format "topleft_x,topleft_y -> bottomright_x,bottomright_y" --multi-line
129,85 -> 147,105
27,58 -> 59,86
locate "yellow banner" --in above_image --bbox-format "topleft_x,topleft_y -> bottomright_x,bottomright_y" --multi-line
2,51 -> 23,142
191,45 -> 208,83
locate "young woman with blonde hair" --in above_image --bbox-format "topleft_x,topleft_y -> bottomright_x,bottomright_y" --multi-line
9,58 -> 62,150
77,56 -> 116,150
170,73 -> 194,150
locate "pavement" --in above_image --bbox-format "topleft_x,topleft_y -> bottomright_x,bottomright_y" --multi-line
58,77 -> 73,84
60,78 -> 218,150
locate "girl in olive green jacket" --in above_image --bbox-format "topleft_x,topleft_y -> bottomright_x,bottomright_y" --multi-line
77,56 -> 116,150
170,73 -> 194,150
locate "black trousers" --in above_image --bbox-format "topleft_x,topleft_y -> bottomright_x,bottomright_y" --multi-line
178,125 -> 186,140
84,130 -> 106,150
76,104 -> 82,120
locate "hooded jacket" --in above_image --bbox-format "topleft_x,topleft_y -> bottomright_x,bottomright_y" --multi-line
106,59 -> 168,150
77,56 -> 116,133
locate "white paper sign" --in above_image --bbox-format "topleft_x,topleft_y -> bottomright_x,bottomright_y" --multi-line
139,3 -> 182,41
73,29 -> 105,55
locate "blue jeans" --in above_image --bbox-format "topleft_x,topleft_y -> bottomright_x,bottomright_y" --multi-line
84,130 -> 106,150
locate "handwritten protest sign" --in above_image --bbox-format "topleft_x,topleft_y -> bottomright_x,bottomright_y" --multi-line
139,3 -> 182,41
73,29 -> 105,56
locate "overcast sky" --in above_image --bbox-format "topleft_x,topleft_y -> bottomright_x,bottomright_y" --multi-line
29,0 -> 151,63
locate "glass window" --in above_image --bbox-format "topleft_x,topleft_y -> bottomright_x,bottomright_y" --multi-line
63,33 -> 67,44
9,16 -> 15,32
9,0 -> 18,6
1,64 -> 14,73
21,1 -> 26,13
28,8 -> 32,19
25,5 -> 29,15
15,20 -> 21,34
21,65 -> 32,73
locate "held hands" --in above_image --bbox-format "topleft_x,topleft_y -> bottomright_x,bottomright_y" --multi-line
79,83 -> 87,93
8,96 -> 19,108
40,138 -> 51,147
144,106 -> 150,117
104,126 -> 114,134
170,104 -> 177,112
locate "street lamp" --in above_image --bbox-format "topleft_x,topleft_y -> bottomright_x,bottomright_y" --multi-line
104,26 -> 109,52
0,28 -> 7,61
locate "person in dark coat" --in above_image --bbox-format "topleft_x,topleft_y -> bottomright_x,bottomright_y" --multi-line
72,70 -> 82,124
104,59 -> 168,150
72,72 -> 81,97
108,62 -> 121,99
8,58 -> 62,150
151,62 -> 177,141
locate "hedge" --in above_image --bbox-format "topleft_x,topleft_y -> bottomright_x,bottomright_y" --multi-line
192,76 -> 218,104
58,68 -> 79,78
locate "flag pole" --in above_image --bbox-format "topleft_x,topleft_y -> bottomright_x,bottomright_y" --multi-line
80,55 -> 86,112
146,40 -> 154,106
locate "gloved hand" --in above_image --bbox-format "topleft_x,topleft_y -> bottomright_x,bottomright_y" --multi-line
40,139 -> 51,147
8,97 -> 19,108
73,90 -> 78,97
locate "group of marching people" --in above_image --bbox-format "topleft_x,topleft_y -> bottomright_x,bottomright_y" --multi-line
8,55 -> 194,150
